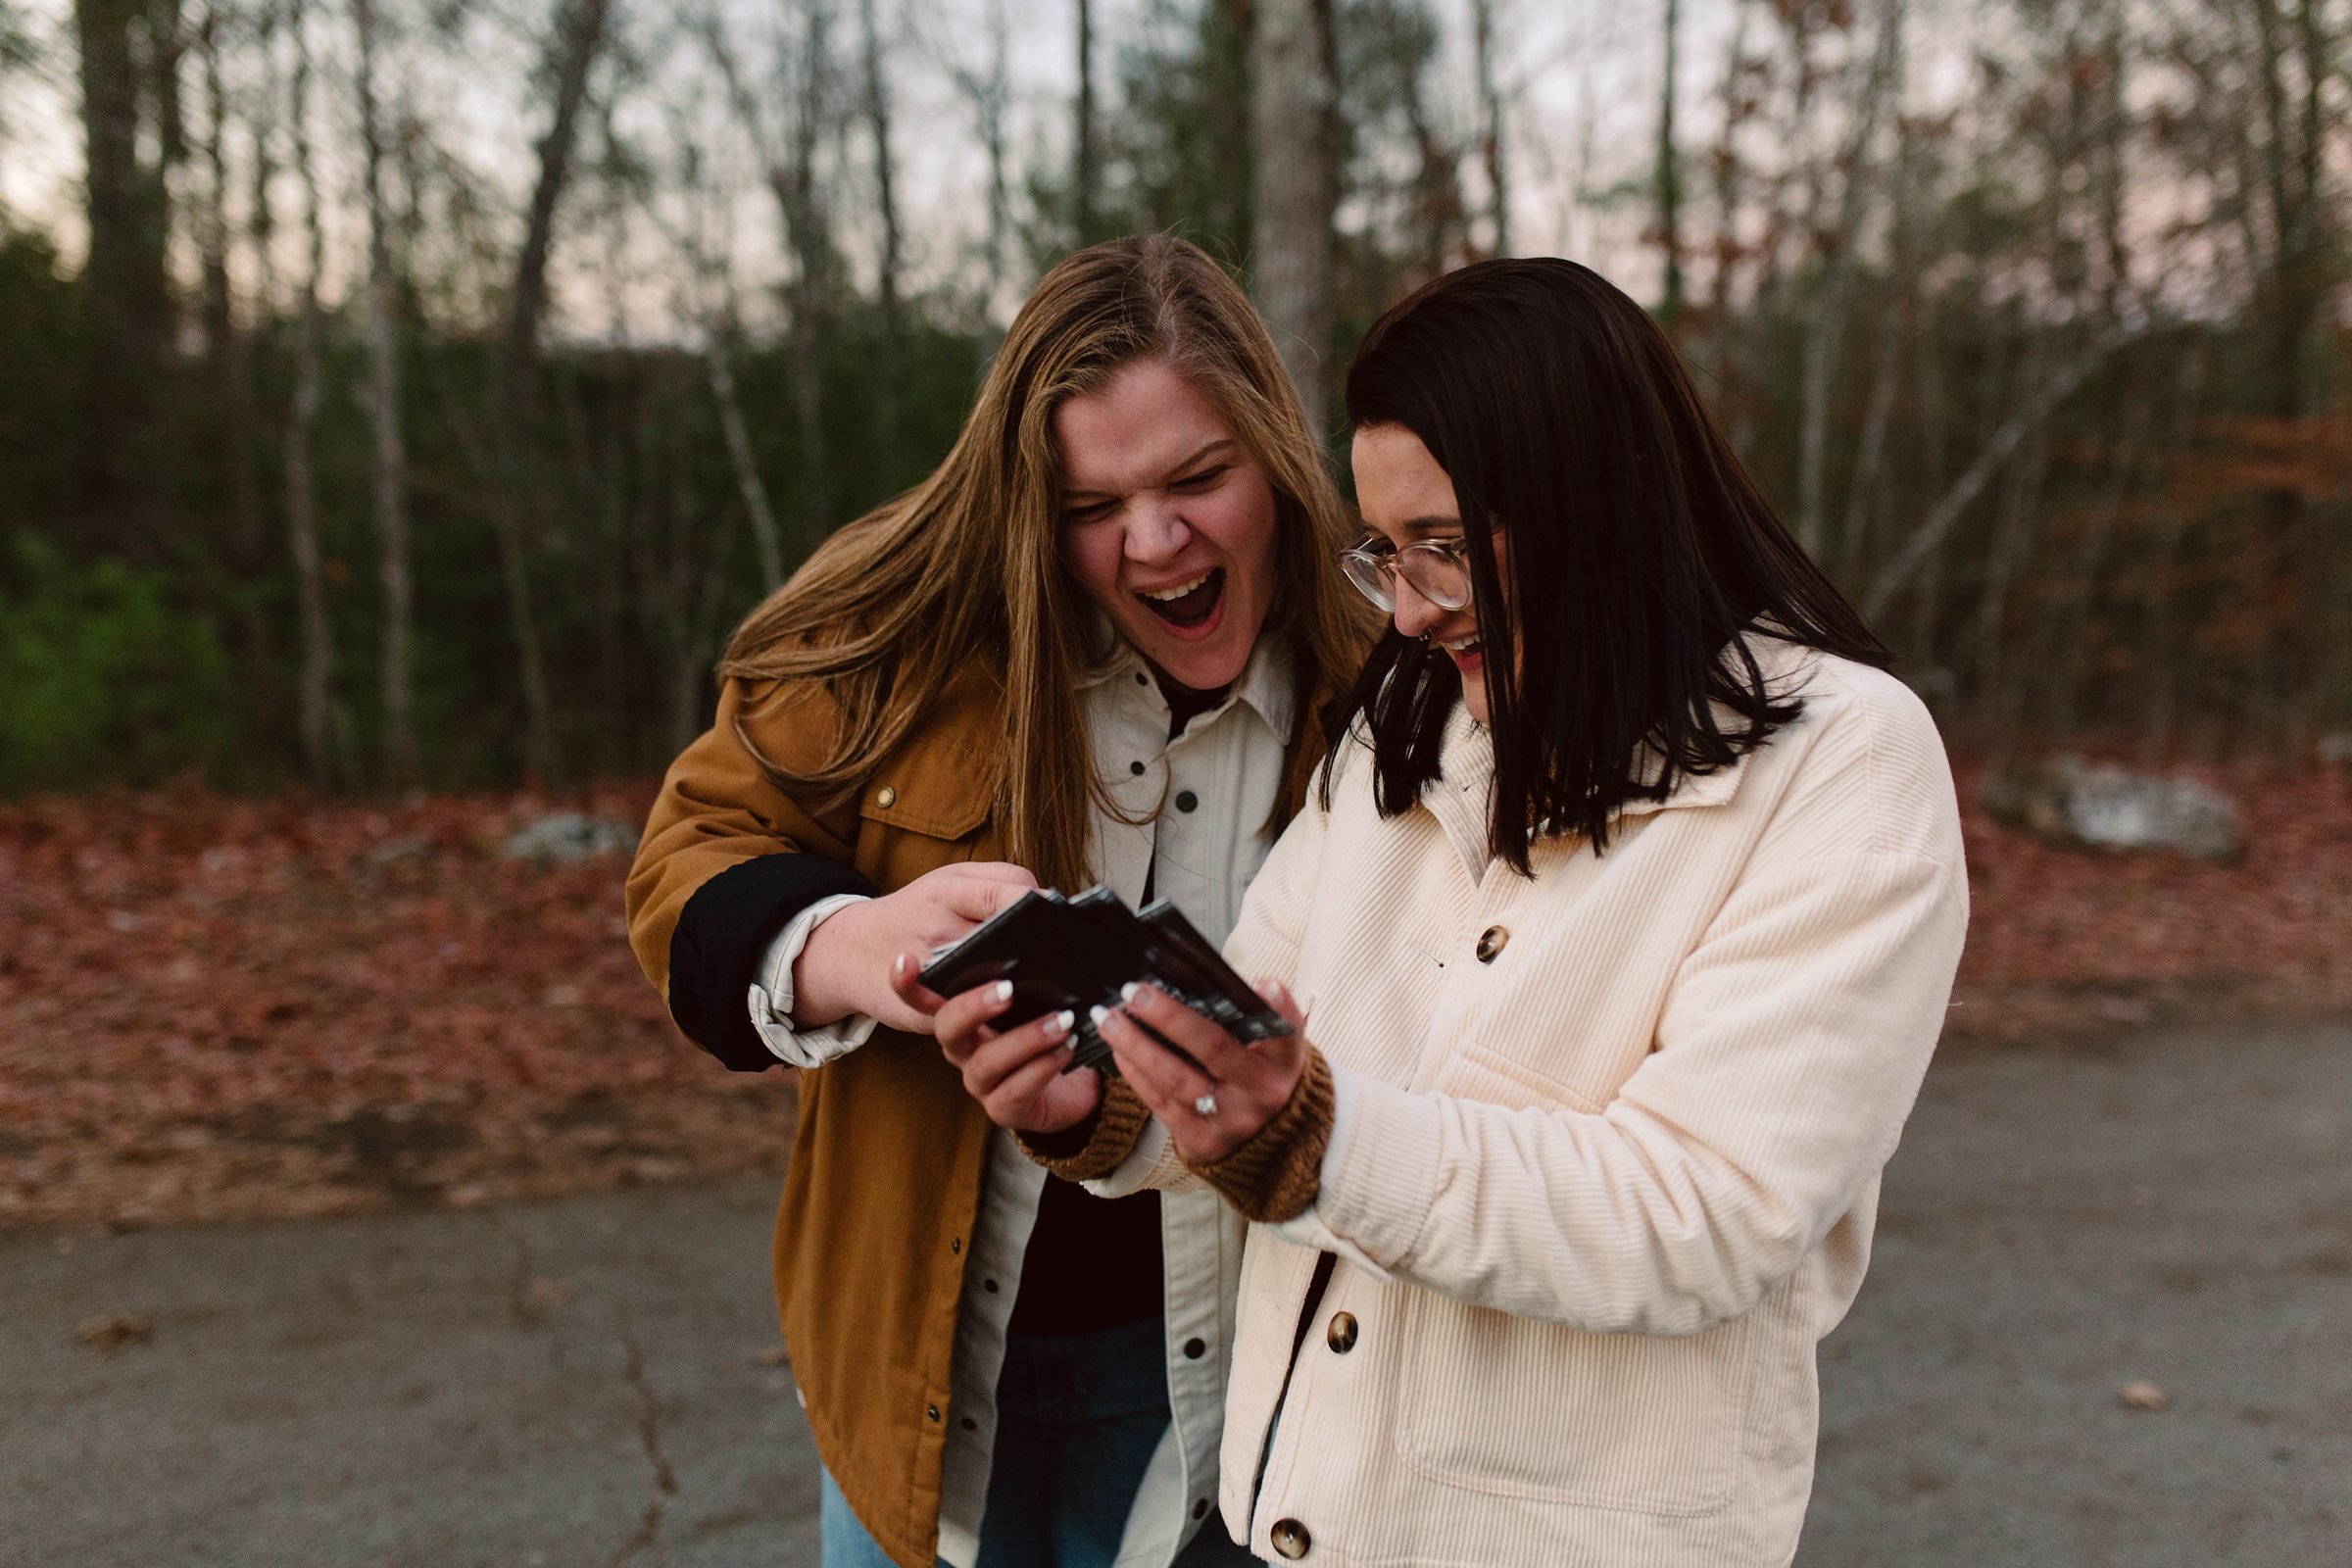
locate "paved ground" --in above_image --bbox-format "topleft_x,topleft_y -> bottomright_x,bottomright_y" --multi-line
5,1019 -> 2348,1567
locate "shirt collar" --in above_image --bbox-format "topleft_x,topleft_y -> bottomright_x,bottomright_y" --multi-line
1076,616 -> 1299,744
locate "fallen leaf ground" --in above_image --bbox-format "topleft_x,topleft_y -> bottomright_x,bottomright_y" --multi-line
3,762 -> 2347,1230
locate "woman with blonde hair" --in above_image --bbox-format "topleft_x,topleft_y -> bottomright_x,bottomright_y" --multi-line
625,234 -> 1368,1568
924,257 -> 1969,1565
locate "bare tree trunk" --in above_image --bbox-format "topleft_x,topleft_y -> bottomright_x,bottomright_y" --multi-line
943,0 -> 1010,355
1795,0 -> 1902,558
494,0 -> 611,782
859,0 -> 906,467
2245,0 -> 2336,744
74,0 -> 182,550
1250,0 -> 1338,433
980,0 -> 1009,351
284,0 -> 333,786
1470,0 -> 1509,255
1864,323 -> 2139,621
708,334 -> 787,587
1700,0 -> 1751,425
2039,395 -> 2153,738
702,3 -> 833,546
353,0 -> 417,785
1074,0 -> 1096,240
784,0 -> 835,544
1654,0 -> 1683,320
196,6 -> 260,547
191,3 -> 272,692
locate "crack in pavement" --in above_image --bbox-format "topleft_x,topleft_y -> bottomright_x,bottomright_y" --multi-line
609,1307 -> 678,1568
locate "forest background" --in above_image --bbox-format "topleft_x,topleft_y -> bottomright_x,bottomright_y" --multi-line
0,0 -> 2348,1226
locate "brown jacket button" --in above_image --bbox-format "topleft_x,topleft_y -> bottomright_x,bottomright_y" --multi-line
1269,1518 -> 1311,1558
1325,1311 -> 1357,1353
1476,925 -> 1509,962
875,786 -> 898,808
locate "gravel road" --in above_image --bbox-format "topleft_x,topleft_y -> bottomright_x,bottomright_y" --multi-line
5,1019 -> 2347,1567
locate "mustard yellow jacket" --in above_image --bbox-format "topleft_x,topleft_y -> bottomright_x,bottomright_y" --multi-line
625,659 -> 1330,1568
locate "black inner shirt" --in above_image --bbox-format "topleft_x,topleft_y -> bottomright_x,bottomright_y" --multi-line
1005,672 -> 1232,1339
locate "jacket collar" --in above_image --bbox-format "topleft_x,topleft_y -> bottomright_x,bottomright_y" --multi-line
1431,634 -> 1820,851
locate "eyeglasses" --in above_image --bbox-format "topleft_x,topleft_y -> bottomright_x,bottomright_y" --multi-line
1338,536 -> 1476,612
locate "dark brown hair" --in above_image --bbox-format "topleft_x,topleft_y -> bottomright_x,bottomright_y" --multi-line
1334,257 -> 1890,873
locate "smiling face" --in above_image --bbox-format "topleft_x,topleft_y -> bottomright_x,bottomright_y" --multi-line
1350,421 -> 1502,724
1054,359 -> 1281,693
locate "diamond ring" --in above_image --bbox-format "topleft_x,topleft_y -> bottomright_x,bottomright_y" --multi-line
1193,1093 -> 1219,1118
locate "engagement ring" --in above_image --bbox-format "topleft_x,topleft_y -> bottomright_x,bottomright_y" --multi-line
1193,1093 -> 1219,1118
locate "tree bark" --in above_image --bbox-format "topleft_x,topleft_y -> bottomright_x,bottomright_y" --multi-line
283,0 -> 333,786
1250,0 -> 1338,434
74,0 -> 181,549
784,0 -> 835,545
494,0 -> 611,782
1654,0 -> 1683,319
1795,0 -> 1902,557
859,0 -> 906,468
1470,0 -> 1509,256
353,0 -> 417,784
1864,323 -> 2139,621
1074,0 -> 1096,240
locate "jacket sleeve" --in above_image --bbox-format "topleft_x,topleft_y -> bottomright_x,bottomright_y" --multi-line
1278,705 -> 1970,1335
625,676 -> 880,1072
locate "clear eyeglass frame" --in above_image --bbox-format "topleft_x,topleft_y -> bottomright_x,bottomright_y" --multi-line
1338,536 -> 1476,612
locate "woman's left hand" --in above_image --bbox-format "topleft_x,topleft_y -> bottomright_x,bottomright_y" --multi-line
1099,981 -> 1310,1164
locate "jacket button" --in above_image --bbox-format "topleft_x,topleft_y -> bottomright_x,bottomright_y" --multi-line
1325,1311 -> 1357,1353
1193,1497 -> 1211,1520
1476,925 -> 1509,962
1131,760 -> 1147,775
1174,790 -> 1199,812
950,1237 -> 961,1254
1184,1337 -> 1207,1359
875,785 -> 898,808
1269,1518 -> 1311,1558
925,1404 -> 941,1423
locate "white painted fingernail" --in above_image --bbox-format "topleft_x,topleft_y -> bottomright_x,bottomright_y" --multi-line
1119,981 -> 1140,1004
1053,1009 -> 1075,1035
994,980 -> 1014,1003
1089,1004 -> 1110,1027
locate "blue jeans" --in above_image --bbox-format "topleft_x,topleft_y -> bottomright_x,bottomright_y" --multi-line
820,1318 -> 1257,1567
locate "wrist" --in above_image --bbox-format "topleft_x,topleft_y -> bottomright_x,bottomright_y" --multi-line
1187,1047 -> 1336,1223
787,903 -> 868,1027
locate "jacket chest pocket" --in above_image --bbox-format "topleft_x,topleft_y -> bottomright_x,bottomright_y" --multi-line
851,766 -> 996,892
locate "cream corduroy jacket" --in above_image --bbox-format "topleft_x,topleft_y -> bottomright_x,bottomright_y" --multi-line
1093,644 -> 1969,1567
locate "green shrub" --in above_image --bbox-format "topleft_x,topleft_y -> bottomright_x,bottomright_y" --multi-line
0,532 -> 236,793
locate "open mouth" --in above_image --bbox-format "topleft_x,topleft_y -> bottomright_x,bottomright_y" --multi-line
1136,567 -> 1225,629
1438,632 -> 1484,669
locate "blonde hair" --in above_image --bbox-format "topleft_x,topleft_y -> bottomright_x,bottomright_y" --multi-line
720,233 -> 1370,892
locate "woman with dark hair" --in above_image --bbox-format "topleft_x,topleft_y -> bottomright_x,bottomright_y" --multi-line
914,258 -> 1969,1564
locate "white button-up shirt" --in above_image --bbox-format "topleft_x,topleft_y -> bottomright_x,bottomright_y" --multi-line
746,637 -> 1298,1568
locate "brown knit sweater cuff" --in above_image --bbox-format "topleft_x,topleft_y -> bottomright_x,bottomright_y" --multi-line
1187,1047 -> 1337,1224
1016,1075 -> 1154,1182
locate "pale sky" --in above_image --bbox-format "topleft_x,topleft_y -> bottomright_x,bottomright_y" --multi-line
0,0 -> 2082,339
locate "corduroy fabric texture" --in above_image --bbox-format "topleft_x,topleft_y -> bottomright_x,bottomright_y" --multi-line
1082,643 -> 1970,1568
1186,1047 -> 1335,1223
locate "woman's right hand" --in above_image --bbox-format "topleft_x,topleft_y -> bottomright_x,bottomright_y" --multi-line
789,861 -> 1037,1034
892,966 -> 1104,1136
